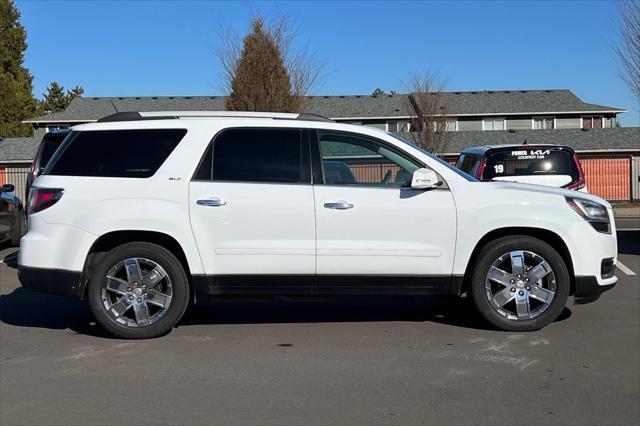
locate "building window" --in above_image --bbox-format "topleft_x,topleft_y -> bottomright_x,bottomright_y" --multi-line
386,121 -> 408,133
483,117 -> 505,131
583,117 -> 603,129
534,117 -> 554,129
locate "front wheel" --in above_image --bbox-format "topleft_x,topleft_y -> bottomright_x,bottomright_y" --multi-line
469,236 -> 570,331
87,242 -> 190,339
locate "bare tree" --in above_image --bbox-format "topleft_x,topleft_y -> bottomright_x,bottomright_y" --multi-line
217,13 -> 321,112
613,1 -> 640,103
404,72 -> 453,154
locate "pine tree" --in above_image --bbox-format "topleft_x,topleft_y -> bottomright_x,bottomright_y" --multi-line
0,0 -> 37,137
226,18 -> 299,112
39,81 -> 84,114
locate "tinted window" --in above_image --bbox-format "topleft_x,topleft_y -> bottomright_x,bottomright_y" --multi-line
40,139 -> 63,167
456,153 -> 478,174
47,129 -> 186,178
204,128 -> 303,183
318,132 -> 420,187
38,131 -> 70,169
194,144 -> 213,180
483,148 -> 579,180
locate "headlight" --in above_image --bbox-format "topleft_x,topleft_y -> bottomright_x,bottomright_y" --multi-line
566,197 -> 611,234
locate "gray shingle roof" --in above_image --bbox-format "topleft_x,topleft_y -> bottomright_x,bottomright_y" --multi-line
24,89 -> 624,123
0,136 -> 41,162
439,127 -> 640,154
432,89 -> 624,115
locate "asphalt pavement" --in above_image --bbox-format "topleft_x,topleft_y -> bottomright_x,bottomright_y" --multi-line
0,231 -> 638,426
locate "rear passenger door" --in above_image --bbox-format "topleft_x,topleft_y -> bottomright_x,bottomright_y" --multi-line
188,128 -> 316,284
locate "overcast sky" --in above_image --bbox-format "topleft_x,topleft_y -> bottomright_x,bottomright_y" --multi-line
16,0 -> 640,126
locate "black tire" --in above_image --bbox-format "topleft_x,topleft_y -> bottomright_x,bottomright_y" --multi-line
10,209 -> 25,246
87,242 -> 190,339
469,235 -> 570,331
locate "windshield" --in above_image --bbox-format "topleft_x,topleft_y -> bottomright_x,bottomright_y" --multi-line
483,148 -> 579,181
388,133 -> 478,182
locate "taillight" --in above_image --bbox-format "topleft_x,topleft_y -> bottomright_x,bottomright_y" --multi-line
476,158 -> 488,180
28,188 -> 63,214
564,153 -> 586,190
29,161 -> 39,180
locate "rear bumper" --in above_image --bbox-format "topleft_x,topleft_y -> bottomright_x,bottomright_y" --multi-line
18,265 -> 83,298
574,275 -> 617,304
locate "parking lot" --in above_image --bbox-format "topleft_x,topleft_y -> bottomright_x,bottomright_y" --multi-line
0,229 -> 638,425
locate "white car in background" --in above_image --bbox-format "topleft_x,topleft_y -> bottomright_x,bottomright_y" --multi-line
18,111 -> 617,339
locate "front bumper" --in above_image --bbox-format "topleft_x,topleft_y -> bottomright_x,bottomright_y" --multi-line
18,265 -> 83,298
574,275 -> 617,304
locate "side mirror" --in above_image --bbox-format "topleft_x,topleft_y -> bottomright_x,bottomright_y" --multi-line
411,168 -> 442,190
1,184 -> 15,193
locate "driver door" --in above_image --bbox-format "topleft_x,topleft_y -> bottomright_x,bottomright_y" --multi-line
312,130 -> 456,279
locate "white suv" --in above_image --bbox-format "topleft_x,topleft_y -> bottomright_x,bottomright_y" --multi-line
18,111 -> 618,339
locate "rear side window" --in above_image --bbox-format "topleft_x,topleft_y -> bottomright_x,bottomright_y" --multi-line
194,128 -> 306,183
40,139 -> 63,168
456,153 -> 478,175
483,148 -> 579,180
46,129 -> 186,178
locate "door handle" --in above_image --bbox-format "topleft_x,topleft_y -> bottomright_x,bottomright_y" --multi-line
197,197 -> 227,207
324,201 -> 353,210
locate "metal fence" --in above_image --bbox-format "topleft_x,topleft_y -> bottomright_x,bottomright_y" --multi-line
0,166 -> 30,202
578,154 -> 633,202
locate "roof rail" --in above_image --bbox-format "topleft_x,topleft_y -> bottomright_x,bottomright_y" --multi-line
97,111 -> 334,123
293,113 -> 333,122
97,112 -> 177,122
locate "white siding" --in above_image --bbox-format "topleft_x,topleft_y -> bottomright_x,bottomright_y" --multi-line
506,119 -> 532,130
556,118 -> 581,129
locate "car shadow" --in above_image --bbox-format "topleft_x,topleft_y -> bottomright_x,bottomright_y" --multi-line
0,287 -> 572,338
3,248 -> 18,269
618,230 -> 639,256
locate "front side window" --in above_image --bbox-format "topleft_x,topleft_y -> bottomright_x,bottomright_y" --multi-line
46,129 -> 186,178
483,117 -> 505,131
318,132 -> 421,187
195,128 -> 305,184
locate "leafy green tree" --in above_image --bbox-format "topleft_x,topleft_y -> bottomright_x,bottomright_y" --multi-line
0,0 -> 37,137
372,88 -> 385,96
225,18 -> 298,112
39,81 -> 84,114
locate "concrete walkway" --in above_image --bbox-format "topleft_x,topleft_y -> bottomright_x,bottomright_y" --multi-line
613,203 -> 640,218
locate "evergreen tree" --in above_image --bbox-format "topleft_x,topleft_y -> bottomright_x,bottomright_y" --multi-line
39,81 -> 84,114
226,18 -> 299,112
0,0 -> 37,137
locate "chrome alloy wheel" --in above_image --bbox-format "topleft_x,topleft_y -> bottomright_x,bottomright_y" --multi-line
484,250 -> 556,321
101,257 -> 173,327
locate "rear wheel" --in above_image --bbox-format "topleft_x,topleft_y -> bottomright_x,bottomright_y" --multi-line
88,242 -> 190,339
469,236 -> 569,331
